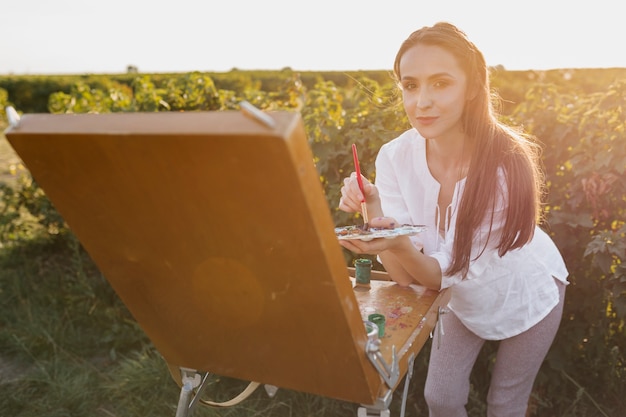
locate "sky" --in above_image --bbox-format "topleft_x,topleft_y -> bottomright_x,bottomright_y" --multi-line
1,0 -> 624,75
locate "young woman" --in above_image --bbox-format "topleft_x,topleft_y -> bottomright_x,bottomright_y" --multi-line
338,22 -> 569,416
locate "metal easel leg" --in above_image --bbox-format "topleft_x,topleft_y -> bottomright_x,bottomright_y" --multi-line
174,368 -> 209,417
175,380 -> 194,417
356,387 -> 393,417
356,353 -> 416,417
398,354 -> 416,417
357,406 -> 391,417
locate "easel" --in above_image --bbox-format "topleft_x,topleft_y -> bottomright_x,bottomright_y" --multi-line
5,105 -> 448,416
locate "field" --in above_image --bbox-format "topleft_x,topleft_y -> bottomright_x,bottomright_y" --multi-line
0,68 -> 624,416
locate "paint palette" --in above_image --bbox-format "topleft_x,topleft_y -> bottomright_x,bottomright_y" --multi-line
335,224 -> 426,241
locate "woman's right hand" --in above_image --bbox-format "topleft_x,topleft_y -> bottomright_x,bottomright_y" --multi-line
338,172 -> 381,216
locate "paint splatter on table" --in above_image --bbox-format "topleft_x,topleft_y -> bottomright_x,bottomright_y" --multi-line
352,279 -> 449,364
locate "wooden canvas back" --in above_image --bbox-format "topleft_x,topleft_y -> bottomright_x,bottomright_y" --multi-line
5,110 -> 383,404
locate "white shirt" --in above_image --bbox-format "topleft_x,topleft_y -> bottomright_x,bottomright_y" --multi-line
375,128 -> 569,340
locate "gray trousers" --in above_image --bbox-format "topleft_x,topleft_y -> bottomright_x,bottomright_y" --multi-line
424,279 -> 566,417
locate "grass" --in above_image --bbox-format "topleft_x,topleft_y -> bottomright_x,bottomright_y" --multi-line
0,233 -> 374,417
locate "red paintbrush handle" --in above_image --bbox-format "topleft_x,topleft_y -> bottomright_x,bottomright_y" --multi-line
352,144 -> 366,202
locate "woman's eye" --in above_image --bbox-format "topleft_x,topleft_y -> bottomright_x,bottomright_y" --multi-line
403,82 -> 417,90
433,80 -> 449,88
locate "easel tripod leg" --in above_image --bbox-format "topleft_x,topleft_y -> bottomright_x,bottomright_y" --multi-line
175,381 -> 194,417
356,353 -> 416,417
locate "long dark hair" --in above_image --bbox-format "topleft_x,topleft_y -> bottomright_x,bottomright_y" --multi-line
393,22 -> 544,277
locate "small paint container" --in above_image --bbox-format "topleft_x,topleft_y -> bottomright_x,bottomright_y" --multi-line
368,313 -> 385,338
354,258 -> 372,288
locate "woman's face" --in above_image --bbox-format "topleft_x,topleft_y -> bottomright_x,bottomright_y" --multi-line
399,44 -> 469,141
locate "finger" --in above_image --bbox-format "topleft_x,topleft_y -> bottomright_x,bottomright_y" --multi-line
339,239 -> 365,253
344,176 -> 362,200
338,196 -> 350,211
339,179 -> 363,211
338,194 -> 359,213
346,173 -> 367,201
369,217 -> 398,229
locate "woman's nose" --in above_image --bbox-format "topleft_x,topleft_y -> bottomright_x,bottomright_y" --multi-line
416,90 -> 433,109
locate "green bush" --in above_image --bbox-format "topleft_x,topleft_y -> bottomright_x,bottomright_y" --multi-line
511,80 -> 626,415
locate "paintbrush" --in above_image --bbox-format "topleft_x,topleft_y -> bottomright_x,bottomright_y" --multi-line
351,143 -> 369,230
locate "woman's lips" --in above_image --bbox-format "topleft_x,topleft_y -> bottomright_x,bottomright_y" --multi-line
416,116 -> 438,126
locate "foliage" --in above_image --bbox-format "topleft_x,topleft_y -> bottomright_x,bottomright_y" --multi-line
4,68 -> 626,115
0,68 -> 625,416
0,175 -> 65,242
510,79 -> 626,415
47,80 -> 134,114
0,87 -> 9,121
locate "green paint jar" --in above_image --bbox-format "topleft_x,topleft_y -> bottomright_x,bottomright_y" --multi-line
354,258 -> 372,289
368,313 -> 385,337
